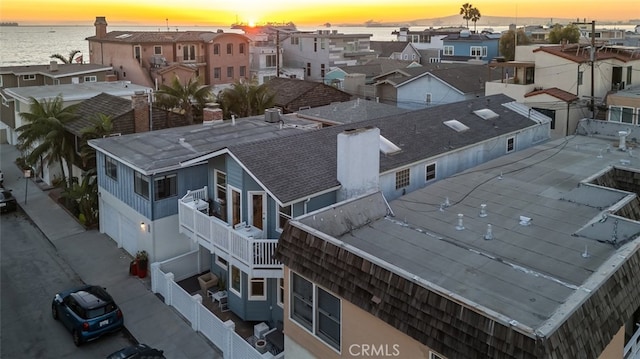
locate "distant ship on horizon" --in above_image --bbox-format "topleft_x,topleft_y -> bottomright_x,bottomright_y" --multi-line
0,22 -> 18,26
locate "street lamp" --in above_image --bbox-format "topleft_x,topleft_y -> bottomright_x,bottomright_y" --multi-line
23,169 -> 31,204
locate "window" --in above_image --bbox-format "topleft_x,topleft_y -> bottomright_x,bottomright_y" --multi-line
320,38 -> 326,50
426,163 -> 436,182
578,71 -> 583,86
215,170 -> 227,221
134,46 -> 141,61
506,137 -> 515,153
628,66 -> 633,85
240,66 -> 246,77
403,53 -> 408,60
84,76 -> 97,82
134,171 -> 150,199
425,93 -> 432,105
291,37 -> 299,45
306,63 -> 311,77
249,277 -> 266,300
213,44 -> 220,55
214,67 -> 221,79
105,157 -> 118,180
266,54 -> 277,68
321,64 -> 325,78
470,46 -> 487,57
609,106 -> 635,124
395,168 -> 410,189
215,255 -> 228,269
239,43 -> 245,54
227,66 -> 234,78
22,74 -> 36,81
277,277 -> 284,307
443,46 -> 454,56
154,174 -> 176,199
154,46 -> 162,55
314,38 -> 318,52
290,272 -> 341,351
226,43 -> 233,54
183,44 -> 196,61
278,204 -> 292,231
231,265 -> 241,296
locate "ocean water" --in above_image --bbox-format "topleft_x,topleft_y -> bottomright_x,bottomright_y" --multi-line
0,24 -> 636,67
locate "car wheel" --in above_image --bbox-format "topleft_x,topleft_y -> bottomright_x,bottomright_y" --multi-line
72,330 -> 82,346
52,304 -> 58,320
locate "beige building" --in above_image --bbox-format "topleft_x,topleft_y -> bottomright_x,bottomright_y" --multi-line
486,44 -> 640,137
87,16 -> 250,91
276,124 -> 640,358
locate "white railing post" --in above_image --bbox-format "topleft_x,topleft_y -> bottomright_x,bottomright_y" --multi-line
192,294 -> 202,331
224,320 -> 235,359
150,262 -> 160,293
164,272 -> 174,305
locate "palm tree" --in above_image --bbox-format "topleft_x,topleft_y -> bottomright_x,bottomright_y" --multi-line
79,113 -> 113,168
17,95 -> 78,189
470,7 -> 481,33
218,79 -> 276,119
459,3 -> 474,29
50,50 -> 82,64
155,76 -> 213,124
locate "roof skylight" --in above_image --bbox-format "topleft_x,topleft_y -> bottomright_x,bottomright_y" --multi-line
443,120 -> 469,132
474,108 -> 499,120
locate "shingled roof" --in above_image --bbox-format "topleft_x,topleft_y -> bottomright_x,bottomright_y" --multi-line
277,133 -> 640,358
67,93 -> 132,136
265,77 -> 353,113
369,41 -> 413,58
227,94 -> 539,204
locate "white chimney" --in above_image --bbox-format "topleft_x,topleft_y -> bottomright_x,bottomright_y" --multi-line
49,60 -> 58,72
336,126 -> 380,202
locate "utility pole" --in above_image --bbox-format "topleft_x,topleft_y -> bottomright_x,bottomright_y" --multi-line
276,30 -> 280,79
575,20 -> 597,118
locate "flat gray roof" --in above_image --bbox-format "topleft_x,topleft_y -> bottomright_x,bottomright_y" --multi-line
4,81 -> 152,103
89,114 -> 320,175
299,134 -> 640,334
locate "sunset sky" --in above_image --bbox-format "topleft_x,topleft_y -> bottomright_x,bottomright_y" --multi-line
1,0 -> 638,26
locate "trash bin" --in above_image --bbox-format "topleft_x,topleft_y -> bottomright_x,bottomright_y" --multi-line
129,260 -> 138,276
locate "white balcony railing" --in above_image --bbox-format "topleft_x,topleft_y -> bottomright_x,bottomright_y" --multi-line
179,189 -> 282,274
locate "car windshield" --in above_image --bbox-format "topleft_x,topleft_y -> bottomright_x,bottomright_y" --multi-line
86,303 -> 116,319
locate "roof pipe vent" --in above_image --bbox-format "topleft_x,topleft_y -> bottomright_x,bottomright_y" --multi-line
455,213 -> 465,230
619,130 -> 629,151
479,204 -> 487,217
484,224 -> 493,240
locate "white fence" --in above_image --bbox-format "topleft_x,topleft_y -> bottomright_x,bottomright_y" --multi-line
151,262 -> 284,359
624,323 -> 640,359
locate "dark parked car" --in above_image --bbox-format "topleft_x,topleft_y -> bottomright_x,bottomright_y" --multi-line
107,344 -> 165,359
52,285 -> 124,346
0,190 -> 17,213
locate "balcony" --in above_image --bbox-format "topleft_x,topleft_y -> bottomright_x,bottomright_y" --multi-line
178,187 -> 283,278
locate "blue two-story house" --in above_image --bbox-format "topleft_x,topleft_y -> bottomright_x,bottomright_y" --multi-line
441,30 -> 501,63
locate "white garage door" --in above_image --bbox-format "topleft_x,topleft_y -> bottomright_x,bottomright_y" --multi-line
120,215 -> 138,257
102,202 -> 119,242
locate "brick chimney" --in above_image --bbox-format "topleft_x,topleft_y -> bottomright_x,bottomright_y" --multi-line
336,126 -> 380,202
203,103 -> 223,124
132,91 -> 150,132
94,16 -> 108,39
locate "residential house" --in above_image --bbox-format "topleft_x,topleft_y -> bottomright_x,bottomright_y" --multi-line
369,41 -> 421,63
392,26 -> 464,50
65,92 -> 190,178
171,94 -> 548,335
2,81 -> 152,184
441,30 -> 501,63
293,98 -> 411,126
265,78 -> 353,113
275,124 -> 640,359
485,43 -> 640,137
374,63 -> 500,110
605,84 -> 640,124
325,59 -> 414,97
241,30 -> 304,85
86,16 -> 250,92
280,30 -> 376,82
0,62 -> 113,143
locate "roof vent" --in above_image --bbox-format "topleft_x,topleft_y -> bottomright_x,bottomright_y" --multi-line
618,130 -> 629,151
265,108 -> 280,123
484,224 -> 493,240
519,216 -> 532,226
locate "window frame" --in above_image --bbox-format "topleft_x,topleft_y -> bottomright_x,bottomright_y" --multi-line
425,93 -> 432,105
278,204 -> 292,231
22,74 -> 36,81
290,271 -> 341,352
443,46 -> 454,56
213,67 -> 221,79
213,44 -> 220,55
277,277 -> 284,308
249,277 -> 266,301
395,168 -> 410,190
239,65 -> 246,78
215,254 -> 228,269
83,76 -> 97,82
227,66 -> 234,78
154,173 -> 177,200
425,162 -> 436,182
239,43 -> 245,54
154,46 -> 162,55
266,54 -> 277,68
105,156 -> 118,180
506,136 -> 515,153
134,171 -> 150,199
230,264 -> 242,297
226,43 -> 233,55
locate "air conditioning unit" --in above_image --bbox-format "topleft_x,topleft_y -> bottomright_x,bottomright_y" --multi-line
254,322 -> 269,339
